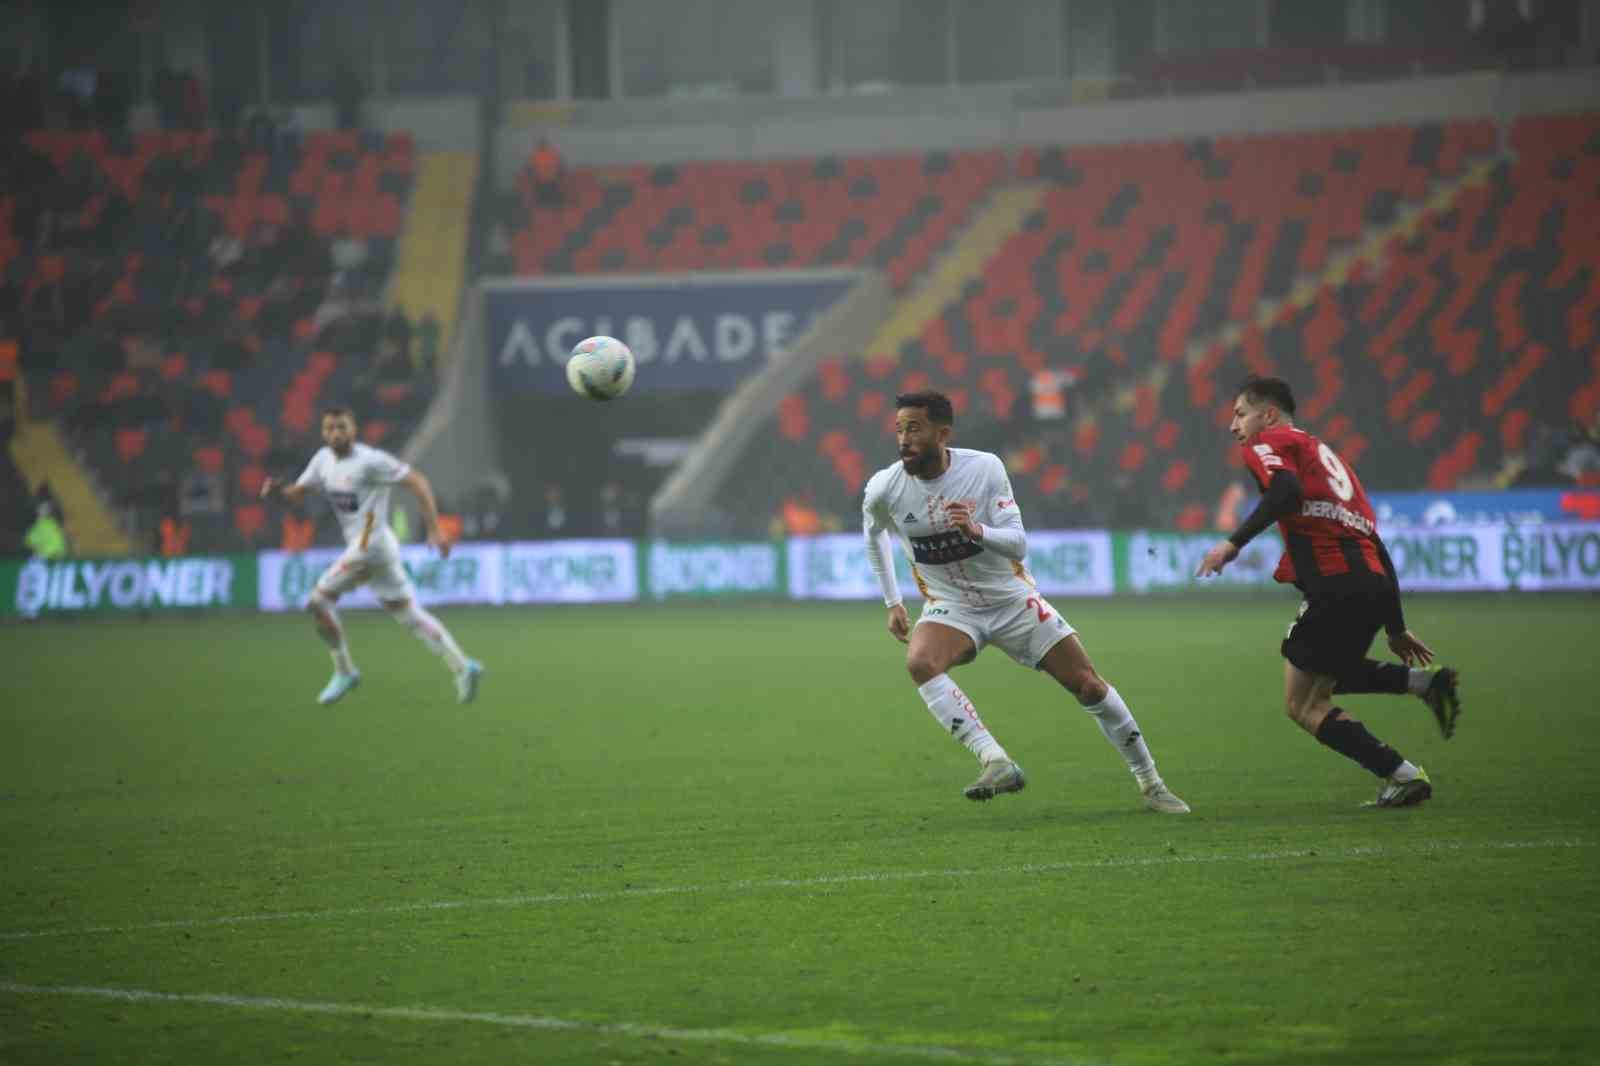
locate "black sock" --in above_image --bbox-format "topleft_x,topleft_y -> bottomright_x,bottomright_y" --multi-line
1315,708 -> 1405,778
1333,660 -> 1409,696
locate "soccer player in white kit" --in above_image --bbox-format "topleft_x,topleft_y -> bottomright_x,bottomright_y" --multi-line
863,391 -> 1189,811
261,407 -> 484,705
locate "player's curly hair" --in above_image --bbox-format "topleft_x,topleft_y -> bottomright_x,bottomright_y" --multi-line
1237,376 -> 1296,415
894,390 -> 954,425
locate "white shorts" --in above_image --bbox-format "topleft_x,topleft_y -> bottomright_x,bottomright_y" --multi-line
314,545 -> 414,604
915,594 -> 1077,668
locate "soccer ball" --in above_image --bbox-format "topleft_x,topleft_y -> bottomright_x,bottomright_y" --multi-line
566,335 -> 636,401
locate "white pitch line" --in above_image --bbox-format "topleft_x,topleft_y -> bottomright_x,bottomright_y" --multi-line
0,981 -> 1108,1066
0,838 -> 1586,943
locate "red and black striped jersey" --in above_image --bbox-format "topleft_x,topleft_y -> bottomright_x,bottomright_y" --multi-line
1241,425 -> 1384,588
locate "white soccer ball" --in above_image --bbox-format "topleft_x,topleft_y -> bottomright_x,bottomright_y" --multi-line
566,335 -> 636,401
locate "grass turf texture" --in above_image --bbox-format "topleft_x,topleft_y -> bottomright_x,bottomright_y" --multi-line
2,595 -> 1596,1065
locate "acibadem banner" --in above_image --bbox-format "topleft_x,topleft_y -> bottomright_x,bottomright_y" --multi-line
2,555 -> 255,618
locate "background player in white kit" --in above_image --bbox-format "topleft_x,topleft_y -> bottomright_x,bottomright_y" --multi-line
863,391 -> 1188,812
261,407 -> 484,705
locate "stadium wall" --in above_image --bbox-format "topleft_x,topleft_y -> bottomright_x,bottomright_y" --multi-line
496,67 -> 1600,178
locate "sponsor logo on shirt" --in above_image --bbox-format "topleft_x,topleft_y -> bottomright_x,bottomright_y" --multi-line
329,490 -> 360,514
909,531 -> 984,565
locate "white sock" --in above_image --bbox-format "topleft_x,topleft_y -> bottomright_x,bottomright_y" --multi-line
393,603 -> 469,674
314,598 -> 356,675
1407,670 -> 1431,696
916,674 -> 1008,764
1083,685 -> 1158,786
1392,760 -> 1420,782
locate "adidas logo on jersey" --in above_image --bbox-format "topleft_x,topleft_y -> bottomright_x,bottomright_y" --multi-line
904,512 -> 918,523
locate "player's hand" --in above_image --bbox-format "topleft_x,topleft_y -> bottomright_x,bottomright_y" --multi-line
886,604 -> 910,643
944,500 -> 982,540
1196,540 -> 1239,577
1388,630 -> 1434,667
427,525 -> 454,560
259,476 -> 279,500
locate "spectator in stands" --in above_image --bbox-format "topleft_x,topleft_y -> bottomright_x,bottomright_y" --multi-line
390,501 -> 412,544
56,57 -> 97,127
179,71 -> 206,129
462,474 -> 510,541
1470,0 -> 1540,69
780,493 -> 822,536
158,508 -> 191,557
1556,413 -> 1600,486
599,482 -> 625,536
281,503 -> 316,552
530,137 -> 565,206
179,463 -> 223,518
487,220 -> 513,275
244,108 -> 278,152
384,309 -> 414,367
333,63 -> 364,130
152,66 -> 185,129
25,501 -> 68,559
34,481 -> 63,523
540,483 -> 568,538
416,311 -> 442,373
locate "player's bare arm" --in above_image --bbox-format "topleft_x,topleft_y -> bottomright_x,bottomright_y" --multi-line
886,603 -> 910,643
260,477 -> 310,505
400,469 -> 451,558
1197,469 -> 1302,577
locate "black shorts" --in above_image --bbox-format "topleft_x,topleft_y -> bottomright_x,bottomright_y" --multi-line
1280,577 -> 1395,678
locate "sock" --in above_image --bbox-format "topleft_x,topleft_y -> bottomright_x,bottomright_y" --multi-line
313,597 -> 356,674
916,674 -> 1007,764
1333,659 -> 1409,695
393,603 -> 469,674
1315,708 -> 1405,778
1082,686 -> 1158,787
1392,760 -> 1420,782
1407,670 -> 1431,696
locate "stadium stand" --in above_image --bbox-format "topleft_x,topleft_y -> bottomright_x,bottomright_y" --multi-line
509,150 -> 1007,290
717,114 -> 1600,535
4,124 -> 423,552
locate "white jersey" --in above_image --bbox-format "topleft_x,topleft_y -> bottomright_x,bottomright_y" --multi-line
862,447 -> 1033,609
295,442 -> 411,552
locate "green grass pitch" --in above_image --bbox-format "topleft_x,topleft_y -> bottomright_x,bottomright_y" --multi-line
2,595 -> 1597,1065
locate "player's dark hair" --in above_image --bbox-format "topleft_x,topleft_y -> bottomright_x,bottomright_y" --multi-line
321,405 -> 356,421
1237,376 -> 1296,416
895,390 -> 954,425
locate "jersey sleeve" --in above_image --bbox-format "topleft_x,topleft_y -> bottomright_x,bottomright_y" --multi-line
1242,428 -> 1301,490
293,451 -> 325,491
860,474 -> 902,607
861,474 -> 891,535
975,454 -> 1026,560
365,449 -> 412,485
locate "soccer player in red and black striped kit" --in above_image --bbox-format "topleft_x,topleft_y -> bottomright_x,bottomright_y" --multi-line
1197,377 -> 1461,808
